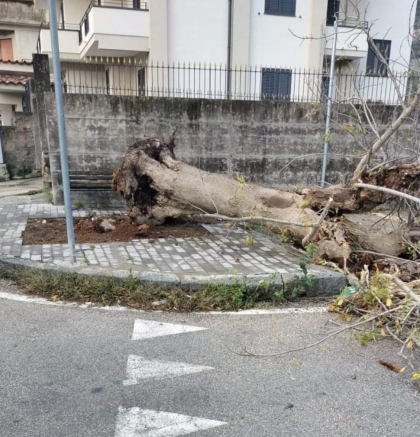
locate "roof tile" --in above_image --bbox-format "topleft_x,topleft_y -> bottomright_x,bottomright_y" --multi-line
0,75 -> 30,85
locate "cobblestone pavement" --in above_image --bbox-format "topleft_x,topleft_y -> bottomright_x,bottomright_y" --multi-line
0,203 -> 333,277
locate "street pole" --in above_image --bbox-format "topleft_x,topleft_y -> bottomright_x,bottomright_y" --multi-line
47,0 -> 76,262
321,17 -> 338,188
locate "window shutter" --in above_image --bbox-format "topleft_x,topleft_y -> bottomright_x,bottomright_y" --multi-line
265,0 -> 279,14
281,0 -> 296,15
262,70 -> 277,99
277,70 -> 292,101
261,69 -> 292,101
0,39 -> 13,62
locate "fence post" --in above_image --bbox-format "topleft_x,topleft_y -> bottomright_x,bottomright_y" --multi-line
321,18 -> 338,187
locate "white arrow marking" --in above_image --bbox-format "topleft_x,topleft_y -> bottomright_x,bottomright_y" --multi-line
123,355 -> 213,386
131,320 -> 207,341
115,408 -> 227,437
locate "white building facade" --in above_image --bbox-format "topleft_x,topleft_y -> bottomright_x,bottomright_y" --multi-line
30,0 -> 419,103
0,0 -> 44,126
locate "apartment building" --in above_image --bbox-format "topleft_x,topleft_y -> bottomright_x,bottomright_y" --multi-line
0,0 -> 44,126
32,0 -> 417,103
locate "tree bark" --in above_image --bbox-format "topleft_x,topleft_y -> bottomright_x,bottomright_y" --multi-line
112,139 -> 318,239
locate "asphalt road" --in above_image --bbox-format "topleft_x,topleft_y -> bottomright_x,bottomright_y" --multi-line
0,285 -> 419,437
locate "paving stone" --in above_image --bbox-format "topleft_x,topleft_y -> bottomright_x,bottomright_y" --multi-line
0,204 -> 345,295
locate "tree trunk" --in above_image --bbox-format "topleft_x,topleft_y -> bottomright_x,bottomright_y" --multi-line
112,139 -> 318,239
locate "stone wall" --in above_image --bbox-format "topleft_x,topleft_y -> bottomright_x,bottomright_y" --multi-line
0,112 -> 36,178
43,93 -> 412,207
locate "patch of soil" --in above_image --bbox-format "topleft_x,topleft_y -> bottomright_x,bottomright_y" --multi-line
22,215 -> 211,245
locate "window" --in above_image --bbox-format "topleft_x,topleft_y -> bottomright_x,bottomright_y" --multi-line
261,69 -> 292,101
84,16 -> 90,35
138,68 -> 146,96
265,0 -> 296,16
326,0 -> 340,26
106,69 -> 110,95
60,1 -> 65,29
0,39 -> 13,62
133,0 -> 141,9
321,75 -> 330,101
366,39 -> 391,76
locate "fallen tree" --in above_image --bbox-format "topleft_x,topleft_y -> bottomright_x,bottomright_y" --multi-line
112,139 -> 420,261
112,138 -> 318,239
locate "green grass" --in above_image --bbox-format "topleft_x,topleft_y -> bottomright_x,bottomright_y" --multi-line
17,165 -> 33,179
0,268 -> 266,312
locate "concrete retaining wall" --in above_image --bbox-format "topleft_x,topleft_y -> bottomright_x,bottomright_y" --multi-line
43,93 -> 412,207
1,112 -> 36,178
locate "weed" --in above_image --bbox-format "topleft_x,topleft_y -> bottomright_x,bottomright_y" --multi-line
0,268 -> 262,312
355,329 -> 376,346
282,270 -> 316,301
17,165 -> 33,179
0,176 -> 5,183
304,243 -> 317,263
44,186 -> 53,204
255,273 -> 278,294
279,227 -> 295,244
74,201 -> 84,209
298,200 -> 310,210
89,245 -> 95,251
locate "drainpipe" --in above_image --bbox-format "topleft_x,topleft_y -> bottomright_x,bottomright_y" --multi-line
227,0 -> 233,99
0,135 -> 4,164
320,17 -> 338,187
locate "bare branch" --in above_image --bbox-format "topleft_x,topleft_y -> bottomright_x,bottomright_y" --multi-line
235,307 -> 402,358
302,198 -> 333,246
354,183 -> 420,204
351,87 -> 420,182
380,274 -> 420,304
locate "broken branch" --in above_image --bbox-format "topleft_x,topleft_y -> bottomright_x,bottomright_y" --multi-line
235,307 -> 401,358
354,183 -> 420,205
302,197 -> 333,246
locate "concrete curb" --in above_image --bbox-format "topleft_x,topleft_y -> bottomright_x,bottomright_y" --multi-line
0,254 -> 347,297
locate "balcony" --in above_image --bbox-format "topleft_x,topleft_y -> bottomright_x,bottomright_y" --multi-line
325,19 -> 369,59
38,25 -> 81,59
79,1 -> 150,58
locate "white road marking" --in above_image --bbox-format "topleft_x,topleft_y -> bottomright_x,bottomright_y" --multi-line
216,306 -> 328,315
115,407 -> 227,437
123,355 -> 213,386
0,291 -> 328,315
132,319 -> 206,341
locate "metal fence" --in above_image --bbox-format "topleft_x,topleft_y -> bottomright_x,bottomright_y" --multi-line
60,59 -> 412,105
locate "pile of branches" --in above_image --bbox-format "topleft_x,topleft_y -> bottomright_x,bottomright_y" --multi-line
329,268 -> 420,383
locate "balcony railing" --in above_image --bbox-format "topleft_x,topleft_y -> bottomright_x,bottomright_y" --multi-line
327,16 -> 369,29
90,1 -> 148,9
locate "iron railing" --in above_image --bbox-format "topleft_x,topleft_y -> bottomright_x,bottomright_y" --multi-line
59,59 -> 412,105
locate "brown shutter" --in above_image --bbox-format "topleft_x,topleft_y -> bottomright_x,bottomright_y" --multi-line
0,39 -> 14,62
